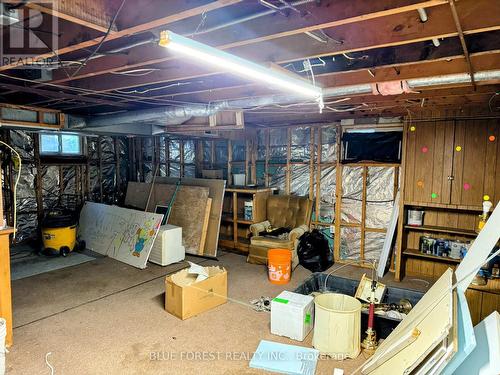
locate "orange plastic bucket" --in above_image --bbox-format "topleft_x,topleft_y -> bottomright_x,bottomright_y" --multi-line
267,249 -> 292,285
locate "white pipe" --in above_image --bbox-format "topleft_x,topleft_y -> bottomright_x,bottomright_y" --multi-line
417,8 -> 428,22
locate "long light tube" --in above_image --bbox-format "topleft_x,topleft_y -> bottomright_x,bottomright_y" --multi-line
159,30 -> 323,103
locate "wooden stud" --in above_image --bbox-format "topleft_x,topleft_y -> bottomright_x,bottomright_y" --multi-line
33,135 -> 44,224
360,166 -> 368,261
286,128 -> 292,195
334,124 -> 343,262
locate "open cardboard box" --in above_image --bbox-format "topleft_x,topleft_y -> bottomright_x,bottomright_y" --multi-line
165,266 -> 227,320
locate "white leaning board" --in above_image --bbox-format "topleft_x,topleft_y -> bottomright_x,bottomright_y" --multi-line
149,224 -> 185,266
377,191 -> 400,278
78,202 -> 163,269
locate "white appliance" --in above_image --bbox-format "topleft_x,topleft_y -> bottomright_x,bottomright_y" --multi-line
149,224 -> 185,266
271,291 -> 314,341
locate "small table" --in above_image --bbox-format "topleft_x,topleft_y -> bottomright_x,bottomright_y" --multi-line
0,227 -> 14,347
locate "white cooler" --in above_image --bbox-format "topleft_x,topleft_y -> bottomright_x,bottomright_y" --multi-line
271,291 -> 314,341
149,224 -> 185,266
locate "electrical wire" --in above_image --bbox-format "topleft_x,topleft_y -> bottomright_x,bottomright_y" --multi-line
110,68 -> 161,77
115,81 -> 204,95
0,73 -> 207,109
0,141 -> 22,240
70,0 -> 127,78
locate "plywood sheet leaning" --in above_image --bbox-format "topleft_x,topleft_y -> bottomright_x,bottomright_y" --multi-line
199,198 -> 212,255
362,268 -> 455,374
124,182 -> 210,255
156,177 -> 226,257
78,202 -> 163,269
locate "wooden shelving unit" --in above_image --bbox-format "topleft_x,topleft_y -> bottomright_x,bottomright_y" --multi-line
395,115 -> 500,325
219,187 -> 275,253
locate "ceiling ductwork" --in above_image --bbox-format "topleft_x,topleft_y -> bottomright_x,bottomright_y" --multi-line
67,70 -> 500,134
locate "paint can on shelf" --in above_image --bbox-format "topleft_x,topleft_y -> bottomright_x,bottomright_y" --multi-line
449,240 -> 463,259
419,236 -> 435,254
244,201 -> 253,221
407,209 -> 424,226
460,241 -> 472,259
434,238 -> 449,257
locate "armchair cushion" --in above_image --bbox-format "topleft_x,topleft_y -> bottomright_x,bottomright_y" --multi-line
249,220 -> 271,237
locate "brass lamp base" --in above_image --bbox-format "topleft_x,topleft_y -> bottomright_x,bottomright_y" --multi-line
361,327 -> 378,354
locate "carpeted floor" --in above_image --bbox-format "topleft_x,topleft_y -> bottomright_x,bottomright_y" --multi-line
6,252 -> 432,375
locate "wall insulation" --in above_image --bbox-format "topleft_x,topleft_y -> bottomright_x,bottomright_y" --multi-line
0,129 -> 129,242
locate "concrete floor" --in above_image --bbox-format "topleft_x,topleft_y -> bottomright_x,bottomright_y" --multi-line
6,252 -> 431,375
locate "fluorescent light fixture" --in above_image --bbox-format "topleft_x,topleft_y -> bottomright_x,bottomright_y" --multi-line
159,30 -> 323,104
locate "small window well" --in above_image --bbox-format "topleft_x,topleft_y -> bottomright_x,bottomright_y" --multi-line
40,133 -> 83,157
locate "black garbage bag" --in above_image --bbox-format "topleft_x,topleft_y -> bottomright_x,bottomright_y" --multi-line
297,229 -> 334,272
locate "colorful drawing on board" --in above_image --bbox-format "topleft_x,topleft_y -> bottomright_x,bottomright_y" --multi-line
133,224 -> 155,257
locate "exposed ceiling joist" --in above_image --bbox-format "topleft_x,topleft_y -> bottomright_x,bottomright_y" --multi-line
0,82 -> 130,107
24,1 -> 113,33
0,0 -> 243,72
48,0 -> 447,83
65,0 -> 500,92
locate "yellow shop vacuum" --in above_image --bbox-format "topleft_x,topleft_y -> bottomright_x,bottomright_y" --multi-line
41,210 -> 84,256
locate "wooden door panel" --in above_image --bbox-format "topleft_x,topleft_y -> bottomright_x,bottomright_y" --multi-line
404,121 -> 453,204
452,119 -> 499,206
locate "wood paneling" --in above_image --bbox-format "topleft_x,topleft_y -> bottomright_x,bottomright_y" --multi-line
404,120 -> 454,204
451,118 -> 500,205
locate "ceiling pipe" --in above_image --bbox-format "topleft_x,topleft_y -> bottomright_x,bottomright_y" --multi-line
71,70 -> 500,130
417,8 -> 440,47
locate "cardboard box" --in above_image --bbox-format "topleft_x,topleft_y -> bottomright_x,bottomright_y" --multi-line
165,266 -> 227,320
271,291 -> 314,341
202,169 -> 223,179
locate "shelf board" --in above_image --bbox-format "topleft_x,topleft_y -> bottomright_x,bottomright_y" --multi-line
403,248 -> 461,264
404,225 -> 477,237
221,215 -> 254,225
404,201 -> 483,212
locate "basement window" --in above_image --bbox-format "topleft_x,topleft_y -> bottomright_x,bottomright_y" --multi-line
40,133 -> 84,158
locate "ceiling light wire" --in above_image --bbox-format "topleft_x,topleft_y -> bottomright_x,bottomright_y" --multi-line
70,0 -> 127,78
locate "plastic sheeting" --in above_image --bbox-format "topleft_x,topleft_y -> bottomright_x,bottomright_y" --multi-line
257,130 -> 266,161
202,140 -> 212,162
341,166 -> 363,224
340,227 -> 361,260
215,140 -> 228,163
317,126 -> 337,162
269,128 -> 287,163
169,140 -> 181,161
231,140 -> 245,162
364,232 -> 386,261
268,165 -> 286,193
366,167 -> 395,228
1,130 -> 129,242
184,140 -> 195,163
290,164 -> 309,197
42,166 -> 60,210
314,166 -> 336,223
291,127 -> 310,162
8,131 -> 37,242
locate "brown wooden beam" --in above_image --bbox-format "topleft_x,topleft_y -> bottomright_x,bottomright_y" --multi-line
448,0 -> 476,87
49,0 -> 447,83
66,0 -> 500,92
68,50 -> 497,107
0,82 -> 129,107
0,0 -> 243,72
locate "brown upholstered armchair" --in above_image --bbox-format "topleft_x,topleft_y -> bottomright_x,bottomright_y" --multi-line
247,195 -> 313,269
